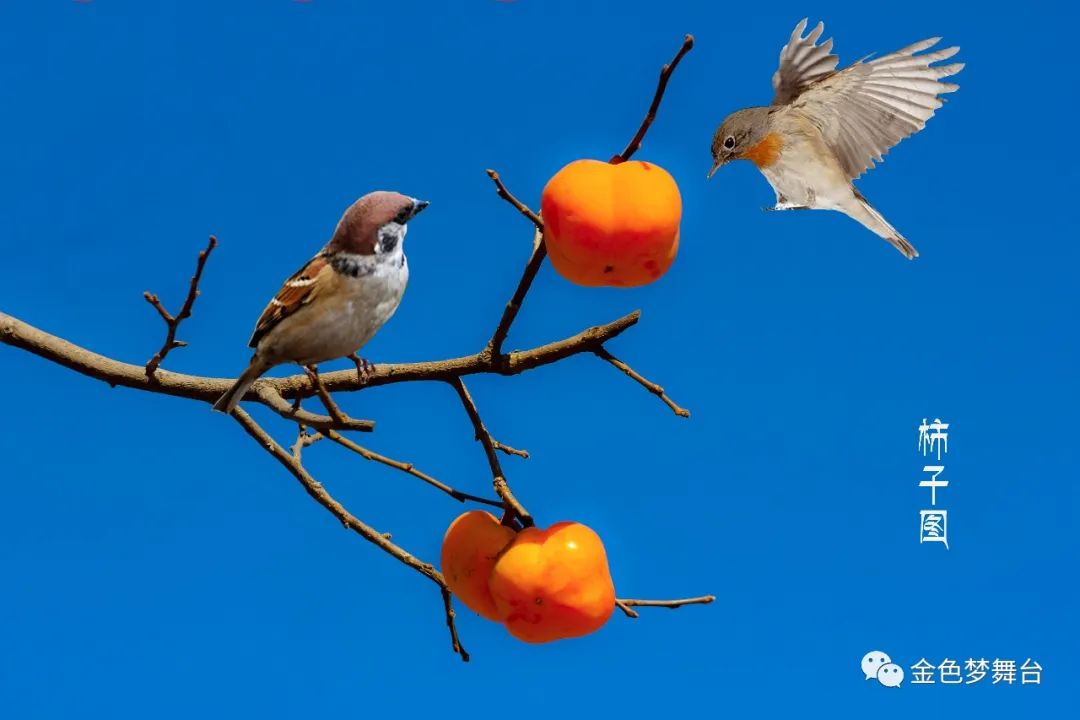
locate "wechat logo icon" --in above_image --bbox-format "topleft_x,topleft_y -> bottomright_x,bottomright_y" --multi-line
862,650 -> 904,688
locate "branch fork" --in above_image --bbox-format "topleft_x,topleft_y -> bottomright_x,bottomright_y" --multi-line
143,235 -> 217,377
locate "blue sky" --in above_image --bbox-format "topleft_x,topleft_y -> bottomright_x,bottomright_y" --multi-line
0,0 -> 1075,716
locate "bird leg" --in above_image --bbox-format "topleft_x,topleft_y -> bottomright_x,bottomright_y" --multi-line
763,193 -> 810,212
763,202 -> 811,212
303,364 -> 322,393
347,353 -> 375,385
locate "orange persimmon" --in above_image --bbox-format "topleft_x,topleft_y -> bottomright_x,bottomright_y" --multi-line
440,511 -> 516,621
540,159 -> 681,287
488,521 -> 616,643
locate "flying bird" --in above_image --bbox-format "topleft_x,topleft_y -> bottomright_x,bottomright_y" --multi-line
213,191 -> 428,413
708,19 -> 963,258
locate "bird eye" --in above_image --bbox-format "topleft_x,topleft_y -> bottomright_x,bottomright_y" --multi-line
724,136 -> 735,149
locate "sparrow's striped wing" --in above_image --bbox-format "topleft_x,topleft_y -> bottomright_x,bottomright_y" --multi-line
784,30 -> 963,180
247,253 -> 330,348
771,19 -> 839,106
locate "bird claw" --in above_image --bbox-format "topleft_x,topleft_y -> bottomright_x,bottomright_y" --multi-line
763,204 -> 810,212
303,364 -> 321,386
348,353 -> 375,385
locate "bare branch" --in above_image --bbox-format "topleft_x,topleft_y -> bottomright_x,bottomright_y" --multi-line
449,377 -> 534,527
290,425 -> 323,461
299,365 -> 373,433
486,223 -> 548,358
253,384 -> 375,433
492,439 -> 529,459
485,169 -> 544,230
441,587 -> 470,662
229,406 -> 468,662
616,595 -> 716,618
610,35 -> 695,164
323,429 -> 503,508
0,309 -> 637,411
594,347 -> 690,418
144,235 -> 217,376
231,407 -> 436,577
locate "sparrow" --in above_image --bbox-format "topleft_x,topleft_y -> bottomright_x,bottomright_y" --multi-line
212,191 -> 428,414
708,19 -> 963,259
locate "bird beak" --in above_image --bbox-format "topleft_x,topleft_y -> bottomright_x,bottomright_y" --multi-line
411,199 -> 430,218
706,158 -> 724,180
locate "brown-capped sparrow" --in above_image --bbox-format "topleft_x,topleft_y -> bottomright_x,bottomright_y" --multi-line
212,191 -> 428,413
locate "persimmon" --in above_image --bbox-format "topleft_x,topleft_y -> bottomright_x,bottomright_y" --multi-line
540,159 -> 682,287
488,521 -> 616,643
440,511 -> 516,621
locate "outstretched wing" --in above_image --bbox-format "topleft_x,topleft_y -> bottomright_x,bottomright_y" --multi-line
772,19 -> 840,106
782,25 -> 963,180
247,253 -> 331,348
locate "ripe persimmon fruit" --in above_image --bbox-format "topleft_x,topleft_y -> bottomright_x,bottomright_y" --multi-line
440,510 -> 516,621
488,521 -> 616,643
541,159 -> 682,288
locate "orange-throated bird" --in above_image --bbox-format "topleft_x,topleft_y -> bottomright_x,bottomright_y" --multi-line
708,19 -> 963,259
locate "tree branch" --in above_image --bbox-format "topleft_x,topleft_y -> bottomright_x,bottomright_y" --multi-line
594,347 -> 690,418
322,429 -> 503,508
143,235 -> 217,376
253,384 -> 375,432
486,223 -> 547,358
290,425 -> 323,461
615,595 -> 716,619
441,587 -> 469,662
610,34 -> 695,164
0,309 -> 637,411
230,406 -> 469,662
449,377 -> 534,528
492,439 -> 529,459
485,169 -> 543,230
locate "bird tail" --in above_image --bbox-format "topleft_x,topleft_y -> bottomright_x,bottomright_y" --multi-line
840,189 -> 919,260
212,358 -> 270,414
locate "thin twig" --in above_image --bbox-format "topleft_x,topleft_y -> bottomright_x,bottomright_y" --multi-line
616,595 -> 716,619
610,35 -> 694,164
485,169 -> 543,230
449,377 -> 534,527
323,429 -> 503,508
144,236 -> 217,376
441,588 -> 470,662
492,440 -> 529,459
594,347 -> 690,418
230,406 -> 469,662
486,223 -> 548,358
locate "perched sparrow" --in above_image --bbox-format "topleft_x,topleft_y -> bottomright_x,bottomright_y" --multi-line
212,191 -> 428,413
708,19 -> 963,259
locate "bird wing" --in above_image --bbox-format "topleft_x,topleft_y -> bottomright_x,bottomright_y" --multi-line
771,19 -> 840,106
776,22 -> 963,180
247,253 -> 331,348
